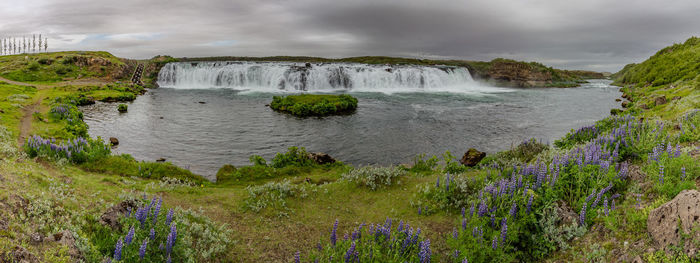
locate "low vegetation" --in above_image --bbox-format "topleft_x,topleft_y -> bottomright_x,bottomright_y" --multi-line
270,94 -> 358,117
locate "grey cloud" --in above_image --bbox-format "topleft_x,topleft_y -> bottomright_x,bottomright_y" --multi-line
1,0 -> 698,71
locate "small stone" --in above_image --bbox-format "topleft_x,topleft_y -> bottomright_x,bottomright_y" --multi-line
30,232 -> 43,243
109,137 -> 119,145
198,101 -> 206,104
654,96 -> 667,106
156,158 -> 166,162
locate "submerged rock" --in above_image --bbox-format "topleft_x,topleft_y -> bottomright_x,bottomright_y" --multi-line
647,189 -> 700,257
109,137 -> 119,146
307,152 -> 336,165
156,158 -> 166,162
460,148 -> 486,167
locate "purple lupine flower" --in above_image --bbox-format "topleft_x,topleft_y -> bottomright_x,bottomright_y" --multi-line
295,251 -> 301,263
526,194 -> 533,214
469,203 -> 475,217
165,208 -> 174,226
418,239 -> 431,263
491,236 -> 498,250
445,173 -> 450,192
125,226 -> 135,245
159,243 -> 164,250
153,197 -> 162,224
681,167 -> 686,180
635,193 -> 642,209
331,219 -> 338,247
453,227 -> 458,239
462,259 -> 469,263
509,202 -> 518,217
418,206 -> 422,215
579,202 -> 588,226
150,228 -> 155,240
139,239 -> 148,260
659,165 -> 664,184
500,218 -> 508,245
461,207 -> 465,218
170,224 -> 177,242
454,250 -> 460,260
114,238 -> 123,261
344,242 -> 355,263
166,255 -> 171,263
603,198 -> 609,216
462,218 -> 467,230
166,232 -> 175,255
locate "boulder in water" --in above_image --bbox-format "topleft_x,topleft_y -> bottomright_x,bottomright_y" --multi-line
109,137 -> 119,145
307,152 -> 336,165
460,148 -> 486,167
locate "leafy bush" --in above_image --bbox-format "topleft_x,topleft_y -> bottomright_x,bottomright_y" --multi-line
244,180 -> 313,213
215,164 -> 237,182
270,94 -> 358,117
27,62 -> 40,71
301,219 -> 431,263
270,146 -> 315,168
342,166 -> 407,190
408,154 -> 438,174
118,104 -> 128,112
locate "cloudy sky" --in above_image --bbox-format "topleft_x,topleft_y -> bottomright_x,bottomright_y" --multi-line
1,0 -> 698,72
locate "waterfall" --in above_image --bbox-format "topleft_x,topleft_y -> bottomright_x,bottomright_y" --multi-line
157,61 -> 490,93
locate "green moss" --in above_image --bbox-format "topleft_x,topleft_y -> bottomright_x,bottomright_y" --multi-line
270,94 -> 358,117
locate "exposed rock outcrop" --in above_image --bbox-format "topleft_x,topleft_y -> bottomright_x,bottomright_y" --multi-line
100,199 -> 138,230
460,148 -> 486,167
647,190 -> 700,257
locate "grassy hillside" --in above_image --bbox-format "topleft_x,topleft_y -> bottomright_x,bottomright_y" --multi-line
0,51 -> 129,83
613,37 -> 700,119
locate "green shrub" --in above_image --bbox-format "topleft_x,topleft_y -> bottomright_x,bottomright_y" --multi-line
27,62 -> 40,71
408,154 -> 439,174
342,166 -> 406,190
270,146 -> 314,168
244,180 -> 313,214
117,104 -> 128,112
215,164 -> 237,183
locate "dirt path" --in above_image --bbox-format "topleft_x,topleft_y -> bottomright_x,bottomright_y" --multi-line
18,97 -> 42,146
3,76 -> 111,146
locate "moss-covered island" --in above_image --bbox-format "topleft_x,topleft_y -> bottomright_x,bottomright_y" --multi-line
0,36 -> 699,263
269,94 -> 358,117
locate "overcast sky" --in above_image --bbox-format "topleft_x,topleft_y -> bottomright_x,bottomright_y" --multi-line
1,0 -> 698,72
